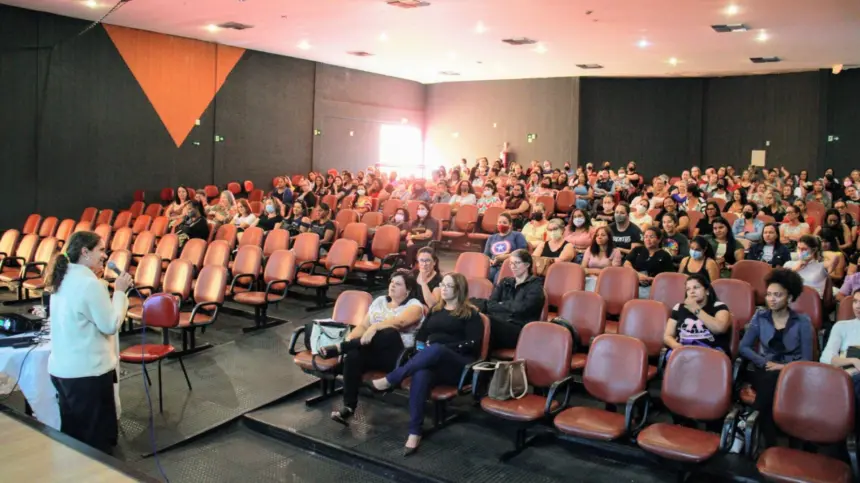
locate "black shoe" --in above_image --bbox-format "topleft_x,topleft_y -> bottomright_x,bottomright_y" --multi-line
403,445 -> 419,457
331,407 -> 354,426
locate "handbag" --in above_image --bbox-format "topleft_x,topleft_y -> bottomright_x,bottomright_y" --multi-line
532,256 -> 556,277
309,319 -> 349,355
473,359 -> 528,400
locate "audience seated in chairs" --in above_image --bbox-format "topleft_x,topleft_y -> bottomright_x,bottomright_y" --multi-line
821,289 -> 860,410
270,176 -> 294,207
404,202 -> 437,267
817,208 -> 854,253
202,190 -> 236,226
678,236 -> 720,282
282,200 -> 310,237
693,201 -> 721,237
609,202 -> 642,256
628,198 -> 653,231
369,273 -> 484,455
821,227 -> 848,285
659,212 -> 689,265
520,202 -> 548,250
779,204 -> 811,251
353,184 -> 373,215
624,226 -> 674,297
470,249 -> 545,350
705,217 -> 744,278
449,180 -> 477,217
164,185 -> 190,227
503,183 -> 530,230
739,268 -> 814,447
231,199 -> 258,233
533,218 -> 575,266
294,178 -> 317,210
663,273 -> 732,356
174,200 -> 208,249
580,225 -> 621,291
306,203 -> 336,244
414,247 -> 442,307
784,234 -> 830,298
563,208 -> 595,263
732,202 -> 765,250
317,270 -> 425,426
745,223 -> 791,267
484,212 -> 527,282
256,198 -> 284,232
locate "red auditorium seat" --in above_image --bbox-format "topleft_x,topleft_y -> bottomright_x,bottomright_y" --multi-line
262,229 -> 289,261
557,290 -> 606,371
128,258 -> 192,323
80,207 -> 98,224
442,205 -> 478,243
354,225 -> 402,284
175,265 -> 228,354
296,238 -> 358,310
595,266 -> 639,333
1,236 -> 57,301
22,214 -> 41,235
731,260 -> 770,306
467,276 -> 494,299
233,249 -> 294,332
96,209 -> 114,227
618,299 -> 668,381
454,252 -> 491,280
160,188 -> 174,204
37,217 -> 58,238
467,207 -> 504,244
649,272 -> 687,313
225,245 -> 263,299
55,220 -> 75,247
544,262 -> 585,318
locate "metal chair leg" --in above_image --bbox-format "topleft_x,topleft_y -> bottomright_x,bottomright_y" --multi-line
178,356 -> 192,391
142,365 -> 152,386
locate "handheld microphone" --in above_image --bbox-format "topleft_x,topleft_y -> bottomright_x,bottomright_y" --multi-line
107,261 -> 123,276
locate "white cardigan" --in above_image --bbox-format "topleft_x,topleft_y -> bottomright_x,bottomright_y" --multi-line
48,263 -> 128,379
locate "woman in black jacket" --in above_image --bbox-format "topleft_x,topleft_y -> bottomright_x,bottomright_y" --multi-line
175,200 -> 209,248
370,272 -> 484,455
471,249 -> 545,350
746,223 -> 791,267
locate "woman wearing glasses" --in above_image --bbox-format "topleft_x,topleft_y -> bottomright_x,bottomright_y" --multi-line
370,272 -> 484,456
414,247 -> 442,307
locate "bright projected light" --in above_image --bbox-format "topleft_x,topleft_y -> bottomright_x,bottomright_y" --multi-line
379,125 -> 424,178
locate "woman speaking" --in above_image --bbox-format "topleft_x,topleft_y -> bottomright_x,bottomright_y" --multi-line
46,231 -> 133,454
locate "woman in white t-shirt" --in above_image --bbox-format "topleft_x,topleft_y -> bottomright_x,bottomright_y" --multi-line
319,270 -> 425,425
449,180 -> 477,217
629,199 -> 653,230
784,235 -> 830,298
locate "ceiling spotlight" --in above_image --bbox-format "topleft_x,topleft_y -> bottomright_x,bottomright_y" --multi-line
475,21 -> 487,34
725,4 -> 739,15
298,40 -> 311,50
379,32 -> 389,42
756,30 -> 769,42
668,57 -> 679,66
84,0 -> 99,7
205,24 -> 220,33
534,43 -> 547,54
637,39 -> 650,48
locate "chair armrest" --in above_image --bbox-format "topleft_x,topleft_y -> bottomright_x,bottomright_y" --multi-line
228,273 -> 257,295
544,375 -> 574,416
457,360 -> 484,394
23,261 -> 47,278
263,278 -> 291,303
465,221 -> 477,234
297,260 -> 318,275
848,432 -> 859,479
657,347 -> 669,376
379,253 -> 403,271
326,265 -> 351,285
288,325 -> 307,356
719,406 -> 740,452
187,301 -> 221,326
744,410 -> 761,459
624,390 -> 651,437
470,362 -> 498,402
3,256 -> 26,268
396,346 -> 417,368
128,285 -> 157,298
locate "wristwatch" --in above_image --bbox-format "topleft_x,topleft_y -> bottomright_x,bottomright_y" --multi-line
694,308 -> 701,316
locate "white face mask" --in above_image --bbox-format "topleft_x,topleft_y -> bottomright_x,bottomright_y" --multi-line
357,189 -> 366,196
394,214 -> 404,223
483,189 -> 493,197
573,217 -> 586,227
417,209 -> 428,218
637,205 -> 647,214
549,230 -> 563,241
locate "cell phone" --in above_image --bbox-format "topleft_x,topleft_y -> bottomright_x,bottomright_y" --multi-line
416,341 -> 426,351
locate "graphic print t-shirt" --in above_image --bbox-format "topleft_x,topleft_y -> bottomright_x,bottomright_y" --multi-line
671,300 -> 731,354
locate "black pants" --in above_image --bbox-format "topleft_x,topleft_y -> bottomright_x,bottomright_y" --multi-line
341,328 -> 404,409
751,366 -> 781,446
489,317 -> 523,351
51,370 -> 118,454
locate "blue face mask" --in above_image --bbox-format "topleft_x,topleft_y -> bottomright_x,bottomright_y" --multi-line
798,250 -> 811,261
265,204 -> 276,214
690,249 -> 703,260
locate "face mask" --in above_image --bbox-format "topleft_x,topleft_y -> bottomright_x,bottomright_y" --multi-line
483,190 -> 493,197
615,214 -> 627,224
532,212 -> 544,221
357,189 -> 366,196
265,204 -> 276,214
637,205 -> 647,214
646,192 -> 654,199
497,224 -> 511,234
417,209 -> 428,218
549,230 -> 563,241
394,214 -> 404,223
573,217 -> 585,227
845,180 -> 853,187
798,250 -> 811,261
618,173 -> 626,178
603,204 -> 614,212
743,211 -> 754,219
690,249 -> 703,260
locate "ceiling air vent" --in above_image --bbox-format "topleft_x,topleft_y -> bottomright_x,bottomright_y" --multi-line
711,24 -> 749,33
438,71 -> 460,76
502,37 -> 538,46
218,22 -> 254,30
386,0 -> 430,8
750,56 -> 781,63
348,51 -> 374,57
576,64 -> 604,69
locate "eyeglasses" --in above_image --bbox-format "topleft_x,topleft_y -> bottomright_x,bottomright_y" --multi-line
440,283 -> 456,289
509,260 -> 525,267
417,258 -> 434,264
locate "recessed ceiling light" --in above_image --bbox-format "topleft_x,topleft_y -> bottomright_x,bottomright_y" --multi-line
298,40 -> 311,50
756,30 -> 769,42
475,21 -> 487,34
725,4 -> 739,15
534,43 -> 547,54
379,32 -> 389,42
448,51 -> 458,60
205,24 -> 220,33
668,57 -> 679,66
83,0 -> 100,8
637,39 -> 650,48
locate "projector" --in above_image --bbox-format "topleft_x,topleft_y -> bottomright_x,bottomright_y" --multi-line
0,313 -> 42,335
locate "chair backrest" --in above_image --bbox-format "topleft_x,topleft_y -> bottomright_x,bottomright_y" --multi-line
94,224 -> 112,246
262,249 -> 296,294
335,210 -> 359,235
332,290 -> 373,326
74,221 -> 92,233
536,195 -> 555,216
454,252 -> 491,279
244,180 -> 254,192
325,239 -> 359,277
514,322 -> 572,388
361,211 -> 384,228
649,272 -> 688,312
479,207 -> 505,234
685,211 -> 703,237
56,220 -> 75,244
838,296 -> 856,321
129,201 -> 145,219
381,199 -> 401,220
240,226 -> 264,248
141,293 -> 180,329
162,258 -> 194,300
106,249 -> 132,276
756,214 -> 776,225
150,216 -> 169,238
595,267 -> 639,316
13,234 -> 39,263
155,234 -> 179,263
555,190 -> 575,214
262,229 -> 290,258
159,187 -> 174,203
451,204 -> 479,232
111,227 -> 133,252
180,238 -> 208,271
544,262 -> 585,309
712,279 -> 755,332
0,230 -> 20,257
341,195 -> 356,210
618,299 -> 668,357
22,214 -> 41,235
131,215 -> 152,235
38,217 -> 58,238
193,265 -> 228,304
789,285 -> 823,331
709,198 -> 727,211
203,240 -> 231,268
341,222 -> 368,248
662,346 -> 732,421
227,182 -> 241,196
322,194 -> 339,211
722,211 -> 737,227
584,334 -> 649,404
730,260 -> 771,306
204,185 -> 219,199
429,203 -> 452,226
467,276 -> 494,299
773,361 -> 855,444
144,203 -> 163,218
405,200 -> 422,221
214,224 -> 237,251
113,211 -> 132,230
33,237 -> 58,265
370,225 -> 401,260
80,207 -> 98,224
557,290 -> 606,347
233,245 -> 263,277
248,189 -> 264,203
131,231 -> 155,257
134,254 -> 163,291
292,232 -> 320,265
95,209 -> 114,227
478,313 -> 492,360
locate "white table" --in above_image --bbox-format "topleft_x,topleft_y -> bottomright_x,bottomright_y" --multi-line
0,336 -> 60,429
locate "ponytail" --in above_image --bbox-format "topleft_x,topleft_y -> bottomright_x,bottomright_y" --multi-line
45,231 -> 101,293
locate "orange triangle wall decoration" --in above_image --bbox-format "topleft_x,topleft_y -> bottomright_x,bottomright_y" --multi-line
104,25 -> 245,147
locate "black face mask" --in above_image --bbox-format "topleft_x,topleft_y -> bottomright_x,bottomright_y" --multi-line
646,192 -> 654,199
743,211 -> 754,219
532,212 -> 544,221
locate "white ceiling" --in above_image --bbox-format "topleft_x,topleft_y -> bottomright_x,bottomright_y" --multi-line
5,0 -> 860,83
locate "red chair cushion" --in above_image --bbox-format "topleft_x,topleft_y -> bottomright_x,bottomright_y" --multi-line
0,267 -> 21,282
570,353 -> 588,370
480,394 -> 556,422
353,260 -> 382,272
441,231 -> 466,238
466,233 -> 490,241
233,291 -> 284,305
178,311 -> 215,327
554,407 -> 627,441
293,350 -> 339,372
120,344 -> 174,363
401,377 -> 461,401
757,446 -> 851,483
604,320 -> 619,334
636,423 -> 721,463
492,348 -> 515,361
22,278 -> 45,290
296,274 -> 343,287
